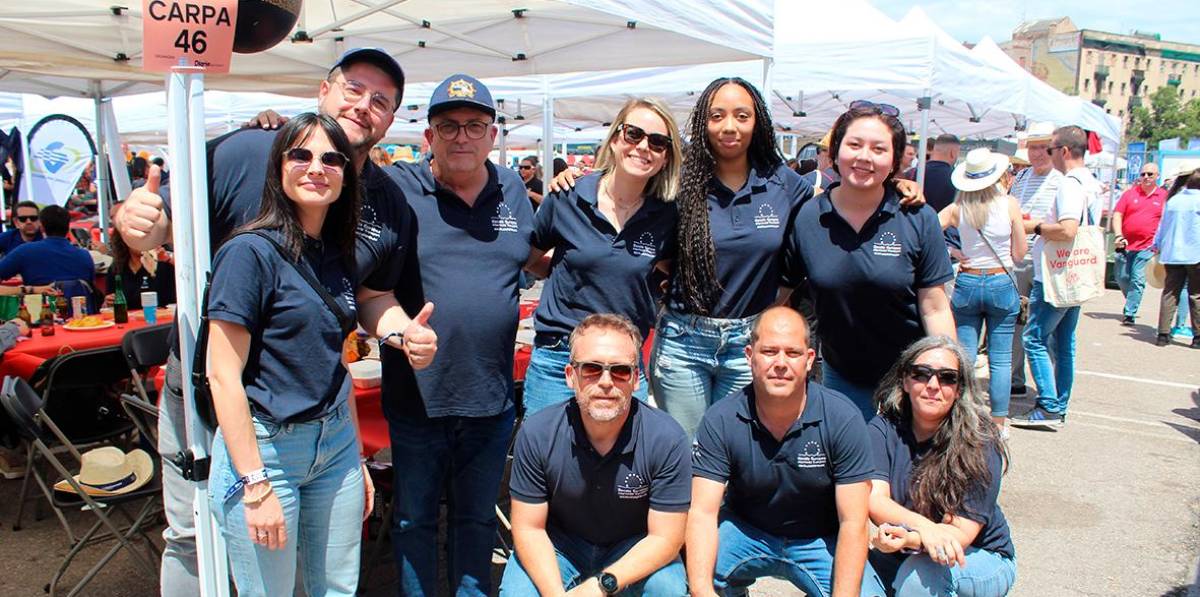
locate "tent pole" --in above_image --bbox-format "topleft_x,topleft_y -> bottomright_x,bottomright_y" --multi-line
761,57 -> 774,119
541,79 -> 554,193
90,82 -> 112,244
916,95 -> 932,191
1107,122 -> 1125,216
498,116 -> 508,167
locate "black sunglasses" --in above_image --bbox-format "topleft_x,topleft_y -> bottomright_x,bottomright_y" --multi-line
16,215 -> 38,223
519,164 -> 534,170
907,364 -> 960,387
571,360 -> 637,383
285,147 -> 349,170
849,99 -> 900,117
1138,172 -> 1156,178
618,123 -> 672,153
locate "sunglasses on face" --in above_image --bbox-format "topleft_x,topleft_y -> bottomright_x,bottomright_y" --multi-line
16,215 -> 38,223
907,364 -> 960,387
519,164 -> 534,170
1138,172 -> 1156,178
284,147 -> 349,171
618,123 -> 672,153
571,360 -> 637,383
433,120 -> 491,141
848,99 -> 900,117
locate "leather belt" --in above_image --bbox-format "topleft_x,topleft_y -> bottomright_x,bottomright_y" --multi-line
960,267 -> 1007,275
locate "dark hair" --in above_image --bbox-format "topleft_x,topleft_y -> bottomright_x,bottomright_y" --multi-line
522,156 -> 539,167
236,113 -> 359,265
108,217 -> 134,274
828,107 -> 907,181
676,77 -> 783,314
39,205 -> 70,237
151,157 -> 165,168
934,133 -> 960,146
797,159 -> 818,176
553,157 -> 568,177
1052,125 -> 1088,159
14,200 -> 38,214
569,313 -> 643,362
130,156 -> 148,180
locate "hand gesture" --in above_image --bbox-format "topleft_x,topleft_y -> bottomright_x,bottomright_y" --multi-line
243,110 -> 288,130
403,302 -> 437,370
917,520 -> 966,568
120,166 -> 166,245
873,523 -> 909,554
546,169 -> 578,194
894,178 -> 927,208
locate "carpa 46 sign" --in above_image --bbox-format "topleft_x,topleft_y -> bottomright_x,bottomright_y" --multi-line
142,0 -> 238,73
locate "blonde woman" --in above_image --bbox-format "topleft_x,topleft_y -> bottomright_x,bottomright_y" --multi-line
939,148 -> 1028,430
521,98 -> 682,416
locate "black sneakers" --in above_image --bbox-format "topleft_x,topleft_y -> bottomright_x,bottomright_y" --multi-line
1156,334 -> 1170,347
1121,316 -> 1135,326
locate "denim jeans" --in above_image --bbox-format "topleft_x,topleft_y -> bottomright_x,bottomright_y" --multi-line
649,308 -> 755,438
870,548 -> 1016,597
159,353 -> 200,597
522,340 -> 648,417
1175,284 -> 1191,331
1113,249 -> 1155,318
821,362 -> 879,422
712,512 -> 886,597
1022,281 -> 1080,415
952,273 -> 1020,417
209,401 -> 364,597
498,528 -> 687,596
389,408 -> 515,597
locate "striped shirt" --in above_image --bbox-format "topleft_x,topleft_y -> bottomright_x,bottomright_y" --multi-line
1010,167 -> 1063,258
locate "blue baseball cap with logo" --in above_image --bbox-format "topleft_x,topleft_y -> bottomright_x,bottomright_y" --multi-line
330,47 -> 406,110
427,74 -> 496,120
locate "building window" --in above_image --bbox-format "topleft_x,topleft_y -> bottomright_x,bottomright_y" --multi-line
1087,51 -> 1094,64
1108,80 -> 1114,92
1121,82 -> 1127,95
1118,109 -> 1124,117
1123,56 -> 1129,66
1136,57 -> 1142,67
1084,79 -> 1090,91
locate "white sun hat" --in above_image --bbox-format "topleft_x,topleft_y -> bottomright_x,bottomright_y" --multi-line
952,148 -> 1010,193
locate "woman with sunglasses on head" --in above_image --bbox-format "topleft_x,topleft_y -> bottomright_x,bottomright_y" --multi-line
520,98 -> 682,416
866,336 -> 1015,597
781,104 -> 955,422
206,113 -> 370,596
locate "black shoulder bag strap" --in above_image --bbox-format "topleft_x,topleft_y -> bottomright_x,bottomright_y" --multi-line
245,231 -> 355,334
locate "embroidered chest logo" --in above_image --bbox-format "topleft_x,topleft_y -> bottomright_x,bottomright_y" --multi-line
491,204 -> 519,233
754,204 -> 781,229
616,472 -> 649,499
631,232 -> 657,258
872,231 -> 902,257
794,440 -> 827,469
356,203 -> 383,242
340,277 -> 357,312
691,440 -> 702,461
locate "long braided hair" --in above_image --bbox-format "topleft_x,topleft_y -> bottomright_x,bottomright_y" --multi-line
675,78 -> 783,315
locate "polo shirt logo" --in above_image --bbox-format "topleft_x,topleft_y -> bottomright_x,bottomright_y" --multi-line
753,204 -> 780,229
356,203 -> 383,242
631,232 -> 657,258
794,440 -> 827,468
340,277 -> 357,311
491,204 -> 519,233
872,231 -> 902,257
616,472 -> 649,499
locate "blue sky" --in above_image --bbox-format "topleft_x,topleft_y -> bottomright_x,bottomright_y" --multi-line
869,0 -> 1200,46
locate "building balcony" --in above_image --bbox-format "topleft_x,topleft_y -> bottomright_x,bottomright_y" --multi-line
1168,73 -> 1182,86
1092,97 -> 1107,108
1095,65 -> 1110,79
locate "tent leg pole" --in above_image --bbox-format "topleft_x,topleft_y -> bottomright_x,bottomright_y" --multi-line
91,82 -> 111,244
541,80 -> 554,192
916,95 -> 932,191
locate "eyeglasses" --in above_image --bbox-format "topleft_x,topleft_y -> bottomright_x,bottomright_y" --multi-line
284,147 -> 350,171
1138,172 -> 1156,178
907,364 -> 960,387
336,79 -> 396,115
848,99 -> 900,117
617,123 -> 672,153
1045,145 -> 1065,155
433,120 -> 491,141
519,164 -> 534,170
571,361 -> 637,383
16,215 -> 38,223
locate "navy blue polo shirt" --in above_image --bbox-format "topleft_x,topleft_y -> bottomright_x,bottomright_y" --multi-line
0,237 -> 95,285
782,185 -> 953,386
667,163 -> 813,319
207,230 -> 358,424
867,415 -> 1014,559
0,229 -> 42,255
532,173 -> 677,340
510,399 -> 692,546
693,383 -> 875,539
381,157 -> 534,419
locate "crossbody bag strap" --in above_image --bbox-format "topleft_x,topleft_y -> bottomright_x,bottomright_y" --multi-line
975,225 -> 1021,293
1066,174 -> 1094,226
247,230 -> 355,334
192,270 -> 215,387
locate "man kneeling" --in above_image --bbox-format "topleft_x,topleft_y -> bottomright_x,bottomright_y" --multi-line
502,314 -> 691,596
686,306 -> 886,597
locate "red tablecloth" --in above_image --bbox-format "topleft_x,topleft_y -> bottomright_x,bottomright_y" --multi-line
0,310 -> 174,380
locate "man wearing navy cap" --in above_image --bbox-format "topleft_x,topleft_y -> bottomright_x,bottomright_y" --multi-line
114,48 -> 435,597
686,306 -> 885,597
383,74 -> 538,597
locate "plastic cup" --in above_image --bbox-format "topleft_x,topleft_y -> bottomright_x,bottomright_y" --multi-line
141,291 -> 158,325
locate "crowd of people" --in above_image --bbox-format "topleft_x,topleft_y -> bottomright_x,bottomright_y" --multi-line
29,43 -> 1179,597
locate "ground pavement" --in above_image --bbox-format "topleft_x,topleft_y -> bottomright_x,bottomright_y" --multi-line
0,288 -> 1195,596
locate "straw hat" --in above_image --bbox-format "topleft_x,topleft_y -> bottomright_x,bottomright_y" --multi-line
1146,255 -> 1167,289
1024,121 -> 1055,143
952,148 -> 1010,192
54,446 -> 153,496
1167,159 -> 1200,180
1011,148 -> 1031,166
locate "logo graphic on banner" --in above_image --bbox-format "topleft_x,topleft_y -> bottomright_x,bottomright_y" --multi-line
142,0 -> 239,73
19,115 -> 96,208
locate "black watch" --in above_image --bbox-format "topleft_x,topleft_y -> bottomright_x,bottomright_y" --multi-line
595,571 -> 619,595
1033,223 -> 1043,236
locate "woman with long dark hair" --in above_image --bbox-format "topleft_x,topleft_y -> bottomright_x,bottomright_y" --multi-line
206,113 -> 369,596
866,336 -> 1016,596
105,209 -> 176,309
782,104 -> 955,421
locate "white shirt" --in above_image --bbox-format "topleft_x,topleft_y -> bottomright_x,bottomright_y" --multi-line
1032,166 -> 1101,282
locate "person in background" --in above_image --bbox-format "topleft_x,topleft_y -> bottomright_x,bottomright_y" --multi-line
106,203 -> 176,310
939,149 -> 1027,433
0,201 -> 44,255
1112,162 -> 1166,326
1152,163 -> 1200,348
867,336 -> 1015,597
0,205 -> 94,286
900,142 -> 917,178
369,146 -> 392,167
923,135 -> 960,213
520,155 -> 544,207
553,157 -> 569,179
129,156 -> 149,189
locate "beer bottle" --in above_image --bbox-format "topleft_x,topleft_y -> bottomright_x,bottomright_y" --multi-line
40,295 -> 55,336
17,291 -> 31,326
57,293 -> 69,320
113,274 -> 129,324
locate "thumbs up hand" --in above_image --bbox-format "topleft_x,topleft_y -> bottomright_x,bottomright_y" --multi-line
402,302 -> 437,370
118,165 -> 168,249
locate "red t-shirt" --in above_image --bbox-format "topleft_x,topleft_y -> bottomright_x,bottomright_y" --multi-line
1114,185 -> 1167,250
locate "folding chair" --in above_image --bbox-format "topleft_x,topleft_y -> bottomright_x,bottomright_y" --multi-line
1,376 -> 162,597
119,324 -> 172,443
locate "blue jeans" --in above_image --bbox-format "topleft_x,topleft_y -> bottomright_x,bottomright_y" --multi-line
713,512 -> 886,597
1113,249 -> 1154,318
209,401 -> 364,597
1022,281 -> 1080,415
522,340 -> 649,417
952,273 -> 1020,417
649,308 -> 755,437
499,528 -> 686,596
870,548 -> 1016,597
389,408 -> 515,597
821,362 -> 879,422
158,354 -> 200,597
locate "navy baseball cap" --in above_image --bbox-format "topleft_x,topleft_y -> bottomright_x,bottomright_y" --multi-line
330,48 -> 405,111
427,74 -> 496,120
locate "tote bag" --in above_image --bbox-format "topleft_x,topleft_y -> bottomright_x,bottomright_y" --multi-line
1040,178 -> 1105,308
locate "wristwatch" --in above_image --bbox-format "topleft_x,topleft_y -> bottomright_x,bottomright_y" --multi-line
1033,223 -> 1043,236
595,571 -> 619,595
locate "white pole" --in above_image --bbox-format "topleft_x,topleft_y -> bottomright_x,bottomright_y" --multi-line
90,82 -> 111,244
916,95 -> 932,191
498,116 -> 508,167
166,67 -> 229,597
1107,124 -> 1124,217
761,57 -> 774,116
541,79 -> 554,193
